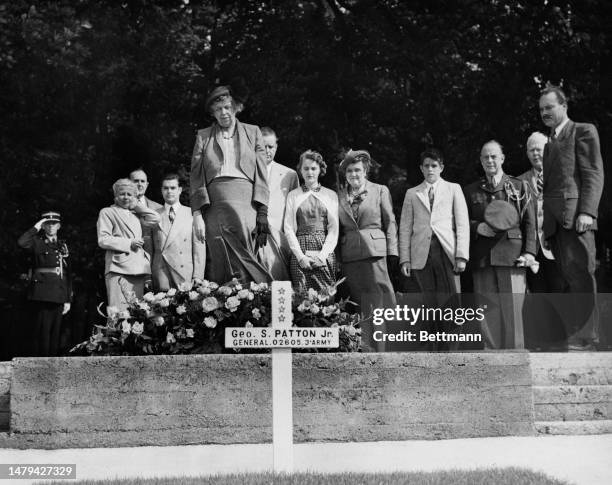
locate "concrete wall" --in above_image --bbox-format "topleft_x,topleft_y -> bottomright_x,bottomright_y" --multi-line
6,353 -> 535,449
0,362 -> 10,430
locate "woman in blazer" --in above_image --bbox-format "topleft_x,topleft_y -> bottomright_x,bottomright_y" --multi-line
337,150 -> 398,350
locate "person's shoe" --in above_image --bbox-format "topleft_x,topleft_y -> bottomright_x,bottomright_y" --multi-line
567,340 -> 596,352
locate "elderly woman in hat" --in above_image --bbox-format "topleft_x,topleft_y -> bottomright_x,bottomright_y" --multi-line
18,211 -> 72,356
97,178 -> 161,310
284,150 -> 339,293
337,150 -> 398,350
190,85 -> 271,285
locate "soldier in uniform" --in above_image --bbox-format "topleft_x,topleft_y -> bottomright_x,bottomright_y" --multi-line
463,141 -> 537,349
17,211 -> 72,356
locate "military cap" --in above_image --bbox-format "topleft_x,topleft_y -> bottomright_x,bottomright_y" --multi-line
483,200 -> 519,232
41,211 -> 61,223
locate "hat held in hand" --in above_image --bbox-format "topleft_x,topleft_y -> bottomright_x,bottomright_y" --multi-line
483,200 -> 519,232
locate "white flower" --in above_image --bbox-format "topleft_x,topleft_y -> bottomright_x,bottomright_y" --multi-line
208,282 -> 219,291
346,325 -> 356,336
142,292 -> 155,303
198,286 -> 211,296
250,281 -> 259,291
297,303 -> 306,312
218,286 -> 232,296
310,303 -> 320,315
307,288 -> 318,301
118,310 -> 131,320
235,283 -> 243,291
154,292 -> 167,301
322,305 -> 334,317
327,286 -> 338,296
188,291 -> 199,301
225,296 -> 240,312
106,305 -> 119,319
245,321 -> 253,328
121,321 -> 132,334
159,298 -> 170,308
252,308 -> 261,319
138,302 -> 150,312
237,289 -> 250,299
204,316 -> 217,328
258,282 -> 269,290
317,293 -> 328,303
176,304 -> 187,315
178,281 -> 192,292
167,288 -> 177,297
151,315 -> 165,327
186,328 -> 195,338
246,291 -> 254,300
166,332 -> 176,344
202,297 -> 220,312
131,322 -> 144,335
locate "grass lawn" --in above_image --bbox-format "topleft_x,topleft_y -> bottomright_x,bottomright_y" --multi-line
44,468 -> 569,484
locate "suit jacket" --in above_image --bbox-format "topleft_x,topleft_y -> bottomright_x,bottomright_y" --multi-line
518,168 -> 554,260
399,179 -> 469,269
18,228 -> 72,303
267,161 -> 300,232
151,204 -> 205,288
141,196 -> 163,261
464,173 -> 536,268
542,120 -> 604,238
97,204 -> 161,276
338,181 -> 398,263
190,120 -> 269,211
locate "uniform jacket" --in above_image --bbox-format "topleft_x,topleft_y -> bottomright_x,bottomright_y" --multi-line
189,120 -> 269,211
399,179 -> 469,269
338,181 -> 398,263
464,173 -> 536,268
97,203 -> 161,276
18,228 -> 71,303
542,120 -> 604,238
518,169 -> 554,260
151,203 -> 205,287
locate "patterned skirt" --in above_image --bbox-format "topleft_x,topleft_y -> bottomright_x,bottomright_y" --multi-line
289,229 -> 337,294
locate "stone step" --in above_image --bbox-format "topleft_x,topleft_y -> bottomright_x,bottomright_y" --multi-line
533,385 -> 612,404
0,362 -> 10,432
536,420 -> 612,435
530,352 -> 612,386
535,402 -> 610,421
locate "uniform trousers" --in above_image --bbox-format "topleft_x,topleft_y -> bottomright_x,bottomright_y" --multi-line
473,266 -> 526,349
31,301 -> 63,357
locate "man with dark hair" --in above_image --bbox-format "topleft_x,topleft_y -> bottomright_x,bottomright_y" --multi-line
539,85 -> 604,350
399,148 -> 469,349
464,140 -> 536,349
258,126 -> 299,280
151,174 -> 205,290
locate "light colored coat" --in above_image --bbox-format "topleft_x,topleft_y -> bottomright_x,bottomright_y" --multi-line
399,178 -> 469,270
338,181 -> 398,262
97,204 -> 161,276
151,204 -> 205,289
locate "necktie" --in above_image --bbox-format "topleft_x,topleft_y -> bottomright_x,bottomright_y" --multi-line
488,176 -> 496,190
536,172 -> 543,195
428,185 -> 434,210
169,206 -> 175,223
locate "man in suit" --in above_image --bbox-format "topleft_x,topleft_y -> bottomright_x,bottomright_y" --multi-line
518,132 -> 566,349
464,141 -> 536,349
97,179 -> 161,310
399,149 -> 470,349
151,174 -> 205,290
539,85 -> 604,350
18,211 -> 72,356
258,126 -> 299,280
190,85 -> 271,284
130,168 -> 162,286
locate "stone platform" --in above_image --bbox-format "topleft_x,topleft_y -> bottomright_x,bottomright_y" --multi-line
1,352 -> 535,449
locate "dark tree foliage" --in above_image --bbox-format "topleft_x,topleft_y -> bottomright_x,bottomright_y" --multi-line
1,0 -> 610,355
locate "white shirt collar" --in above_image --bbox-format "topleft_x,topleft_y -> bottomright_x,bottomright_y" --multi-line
164,202 -> 180,211
136,195 -> 146,204
489,172 -> 503,186
554,118 -> 570,137
425,179 -> 440,191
